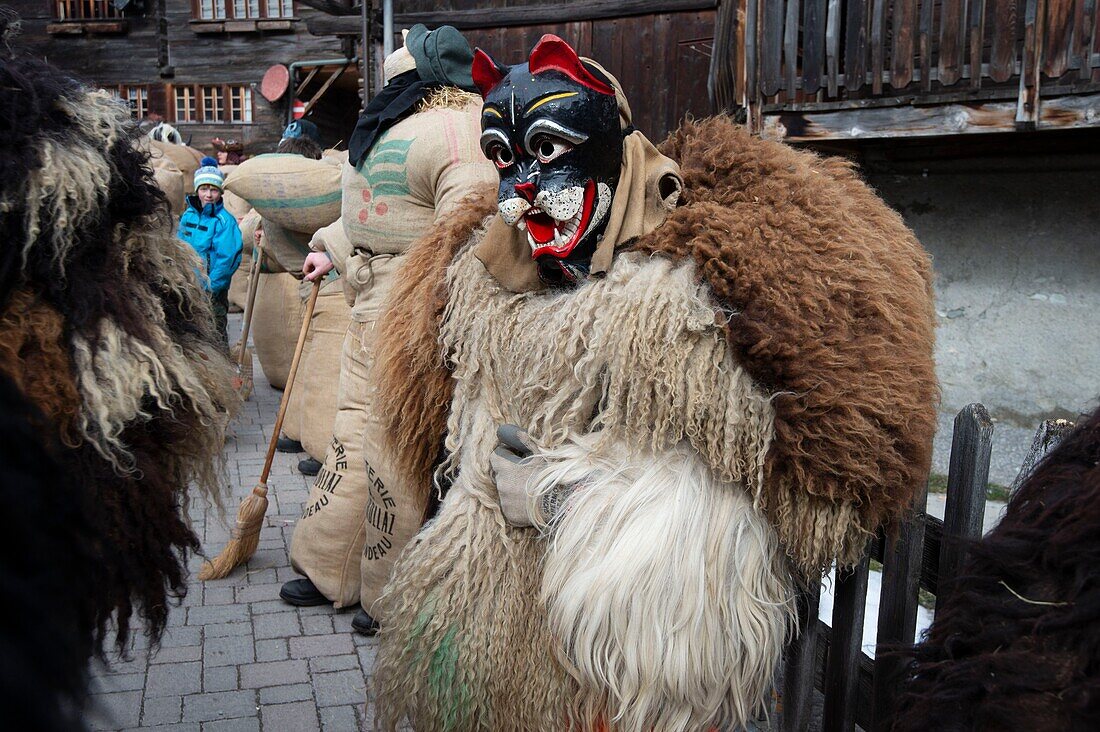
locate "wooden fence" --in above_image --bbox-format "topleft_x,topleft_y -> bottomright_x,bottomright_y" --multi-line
780,403 -> 994,731
713,0 -> 1100,140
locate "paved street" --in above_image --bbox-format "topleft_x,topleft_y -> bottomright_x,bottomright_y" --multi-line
84,314 -> 375,731
80,314 -> 1031,731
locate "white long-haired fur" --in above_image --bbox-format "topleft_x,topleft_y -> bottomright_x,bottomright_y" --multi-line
531,435 -> 795,732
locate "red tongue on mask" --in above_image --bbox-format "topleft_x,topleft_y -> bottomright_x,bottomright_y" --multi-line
524,211 -> 556,245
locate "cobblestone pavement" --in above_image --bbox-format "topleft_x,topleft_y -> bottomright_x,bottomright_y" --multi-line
84,314 -> 376,731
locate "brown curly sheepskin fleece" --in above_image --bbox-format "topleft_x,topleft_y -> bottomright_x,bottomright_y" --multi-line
631,117 -> 937,571
373,187 -> 498,518
373,117 -> 936,572
0,290 -> 81,441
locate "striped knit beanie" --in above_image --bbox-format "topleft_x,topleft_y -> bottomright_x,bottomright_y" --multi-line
193,157 -> 224,191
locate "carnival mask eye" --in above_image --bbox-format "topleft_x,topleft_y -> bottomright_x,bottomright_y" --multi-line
489,143 -> 514,169
480,129 -> 516,169
531,135 -> 572,164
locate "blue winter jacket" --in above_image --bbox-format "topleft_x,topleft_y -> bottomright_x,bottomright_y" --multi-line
177,195 -> 243,293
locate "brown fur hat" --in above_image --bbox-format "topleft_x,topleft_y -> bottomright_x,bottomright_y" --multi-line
373,117 -> 937,572
631,116 -> 937,571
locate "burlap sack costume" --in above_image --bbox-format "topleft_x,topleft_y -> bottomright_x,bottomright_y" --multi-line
284,268 -> 351,463
251,271 -> 305,391
288,92 -> 496,609
223,153 -> 341,234
227,210 -> 260,311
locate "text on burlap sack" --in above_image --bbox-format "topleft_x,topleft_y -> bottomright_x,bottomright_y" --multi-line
301,437 -> 346,518
363,455 -> 397,561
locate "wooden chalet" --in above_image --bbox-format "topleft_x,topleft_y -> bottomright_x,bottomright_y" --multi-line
8,0 -> 365,153
307,0 -> 720,143
713,0 -> 1100,143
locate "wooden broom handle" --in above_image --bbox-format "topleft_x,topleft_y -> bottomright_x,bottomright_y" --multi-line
260,277 -> 321,483
237,238 -> 264,370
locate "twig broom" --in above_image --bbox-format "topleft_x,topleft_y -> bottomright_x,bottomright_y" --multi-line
199,277 -> 322,581
230,240 -> 263,400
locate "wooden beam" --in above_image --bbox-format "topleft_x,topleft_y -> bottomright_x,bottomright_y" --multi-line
301,63 -> 349,117
781,588 -> 822,732
762,92 -> 1100,140
308,0 -> 716,35
297,0 -> 357,15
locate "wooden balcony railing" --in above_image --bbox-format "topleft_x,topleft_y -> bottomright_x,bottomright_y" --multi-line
712,0 -> 1100,141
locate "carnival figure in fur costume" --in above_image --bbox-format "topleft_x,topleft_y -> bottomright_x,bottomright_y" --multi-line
0,52 -> 237,652
892,405 -> 1100,732
370,36 -> 937,731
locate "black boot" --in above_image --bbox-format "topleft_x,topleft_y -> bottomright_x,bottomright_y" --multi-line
279,578 -> 329,607
298,457 -> 322,476
351,609 -> 379,636
276,435 -> 303,453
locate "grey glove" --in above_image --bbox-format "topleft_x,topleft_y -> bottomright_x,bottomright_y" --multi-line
490,424 -> 540,527
491,425 -> 578,528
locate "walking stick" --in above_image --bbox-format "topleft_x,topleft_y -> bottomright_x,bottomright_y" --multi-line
200,277 -> 322,581
231,238 -> 263,400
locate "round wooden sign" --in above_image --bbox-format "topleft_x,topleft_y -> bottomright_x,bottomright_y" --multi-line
261,65 -> 290,103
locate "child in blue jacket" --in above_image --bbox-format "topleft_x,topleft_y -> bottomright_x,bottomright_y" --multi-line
177,157 -> 242,347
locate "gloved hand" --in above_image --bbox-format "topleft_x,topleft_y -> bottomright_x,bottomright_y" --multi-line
489,424 -> 541,527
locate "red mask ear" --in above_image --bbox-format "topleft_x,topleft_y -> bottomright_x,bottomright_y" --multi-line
528,34 -> 614,96
472,48 -> 507,97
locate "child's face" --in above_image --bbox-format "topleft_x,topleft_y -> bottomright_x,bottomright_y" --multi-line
197,184 -> 222,206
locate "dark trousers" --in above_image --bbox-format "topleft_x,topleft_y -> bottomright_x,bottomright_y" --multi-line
211,288 -> 229,350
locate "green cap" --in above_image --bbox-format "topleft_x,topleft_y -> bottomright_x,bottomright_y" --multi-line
404,24 -> 476,91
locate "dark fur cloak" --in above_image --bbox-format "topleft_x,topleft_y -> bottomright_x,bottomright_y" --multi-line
0,54 -> 238,651
373,115 -> 936,575
892,406 -> 1100,731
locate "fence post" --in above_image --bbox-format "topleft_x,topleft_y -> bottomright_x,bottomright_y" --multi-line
822,553 -> 871,732
870,496 -> 928,729
782,586 -> 822,732
936,403 -> 994,613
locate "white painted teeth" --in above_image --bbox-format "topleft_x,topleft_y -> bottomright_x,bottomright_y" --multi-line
526,230 -> 538,252
554,228 -> 566,247
516,218 -> 527,233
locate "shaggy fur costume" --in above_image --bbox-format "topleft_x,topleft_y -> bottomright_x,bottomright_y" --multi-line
0,54 -> 237,650
374,117 -> 936,576
0,374 -> 97,732
372,187 -> 497,517
631,117 -> 937,571
892,406 -> 1100,731
370,116 -> 936,729
374,246 -> 794,730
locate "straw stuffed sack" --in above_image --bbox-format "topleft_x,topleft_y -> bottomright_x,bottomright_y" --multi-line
224,153 -> 341,234
228,210 -> 260,311
322,148 -> 349,166
259,217 -> 314,274
251,272 -> 306,391
137,138 -> 187,215
216,164 -> 252,219
285,274 -> 351,462
145,138 -> 204,183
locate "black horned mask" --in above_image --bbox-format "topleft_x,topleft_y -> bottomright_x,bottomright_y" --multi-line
473,35 -> 624,286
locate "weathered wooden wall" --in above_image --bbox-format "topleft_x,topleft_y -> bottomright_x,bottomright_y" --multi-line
715,0 -> 1100,141
8,0 -> 350,154
310,0 -> 718,143
392,1 -> 716,142
459,13 -> 715,142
